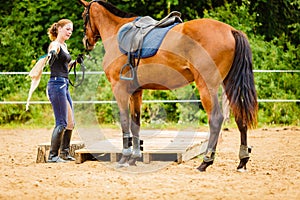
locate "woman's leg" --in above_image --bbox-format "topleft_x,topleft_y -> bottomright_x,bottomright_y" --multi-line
47,78 -> 68,162
60,89 -> 75,161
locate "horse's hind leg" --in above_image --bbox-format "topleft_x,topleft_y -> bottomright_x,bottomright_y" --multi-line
236,118 -> 251,172
128,90 -> 143,166
197,91 -> 224,172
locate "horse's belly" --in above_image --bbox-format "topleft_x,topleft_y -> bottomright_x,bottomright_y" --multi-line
137,64 -> 194,90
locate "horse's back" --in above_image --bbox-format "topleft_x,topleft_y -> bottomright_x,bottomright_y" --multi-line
175,18 -> 234,34
174,18 -> 235,50
167,18 -> 236,80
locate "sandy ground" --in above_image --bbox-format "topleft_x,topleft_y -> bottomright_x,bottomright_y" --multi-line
0,126 -> 299,200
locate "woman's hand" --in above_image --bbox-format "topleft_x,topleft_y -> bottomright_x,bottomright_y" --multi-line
76,54 -> 84,64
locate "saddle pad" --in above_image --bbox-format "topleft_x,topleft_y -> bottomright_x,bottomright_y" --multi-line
118,20 -> 179,58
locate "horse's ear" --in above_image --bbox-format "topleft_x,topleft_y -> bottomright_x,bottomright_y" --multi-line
78,0 -> 89,7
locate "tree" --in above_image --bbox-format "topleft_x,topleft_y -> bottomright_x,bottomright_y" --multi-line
0,0 -> 84,72
250,0 -> 300,45
0,0 -> 299,126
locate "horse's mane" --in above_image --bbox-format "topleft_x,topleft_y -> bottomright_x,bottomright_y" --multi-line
95,0 -> 137,18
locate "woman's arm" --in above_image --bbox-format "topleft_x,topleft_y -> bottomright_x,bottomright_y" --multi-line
48,41 -> 60,65
68,60 -> 76,70
48,41 -> 60,54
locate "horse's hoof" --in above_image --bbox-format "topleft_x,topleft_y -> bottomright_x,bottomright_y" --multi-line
237,168 -> 247,173
128,157 -> 138,166
196,161 -> 213,172
117,155 -> 131,168
237,157 -> 249,172
116,162 -> 129,168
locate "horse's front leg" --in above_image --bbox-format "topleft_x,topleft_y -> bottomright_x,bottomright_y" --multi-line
117,105 -> 132,167
128,90 -> 143,166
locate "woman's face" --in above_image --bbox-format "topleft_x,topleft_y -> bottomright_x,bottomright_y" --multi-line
58,23 -> 73,41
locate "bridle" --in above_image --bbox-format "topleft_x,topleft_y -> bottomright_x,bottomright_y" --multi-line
70,1 -> 103,87
83,0 -> 101,48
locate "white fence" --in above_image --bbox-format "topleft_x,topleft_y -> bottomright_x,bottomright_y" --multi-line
0,70 -> 299,104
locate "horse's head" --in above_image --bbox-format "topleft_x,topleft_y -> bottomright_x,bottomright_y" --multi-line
79,0 -> 101,51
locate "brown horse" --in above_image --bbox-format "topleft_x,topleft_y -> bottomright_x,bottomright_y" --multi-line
79,0 -> 258,172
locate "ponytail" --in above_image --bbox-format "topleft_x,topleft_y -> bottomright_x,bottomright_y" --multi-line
48,23 -> 58,41
47,19 -> 73,41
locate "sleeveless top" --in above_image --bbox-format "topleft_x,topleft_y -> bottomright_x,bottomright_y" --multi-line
50,46 -> 71,78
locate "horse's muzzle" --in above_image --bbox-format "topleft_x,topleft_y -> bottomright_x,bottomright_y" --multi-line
83,37 -> 94,51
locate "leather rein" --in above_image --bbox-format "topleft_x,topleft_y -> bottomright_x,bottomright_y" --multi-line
68,61 -> 86,88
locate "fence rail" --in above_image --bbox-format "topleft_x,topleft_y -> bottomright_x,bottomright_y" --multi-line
0,70 -> 299,104
0,70 -> 300,75
1,99 -> 299,105
0,71 -> 106,75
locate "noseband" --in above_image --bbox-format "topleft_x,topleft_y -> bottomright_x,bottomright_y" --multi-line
83,1 -> 101,47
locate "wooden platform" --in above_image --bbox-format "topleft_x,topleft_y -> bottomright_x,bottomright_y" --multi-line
36,141 -> 85,163
75,130 -> 208,164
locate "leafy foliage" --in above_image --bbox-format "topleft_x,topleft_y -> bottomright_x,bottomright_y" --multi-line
0,0 -> 84,72
0,0 -> 299,126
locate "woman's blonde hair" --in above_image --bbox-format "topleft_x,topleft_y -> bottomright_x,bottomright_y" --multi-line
47,19 -> 73,41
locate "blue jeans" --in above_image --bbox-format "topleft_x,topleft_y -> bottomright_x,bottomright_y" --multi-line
47,77 -> 73,128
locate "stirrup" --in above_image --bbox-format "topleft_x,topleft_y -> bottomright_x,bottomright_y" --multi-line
120,62 -> 135,81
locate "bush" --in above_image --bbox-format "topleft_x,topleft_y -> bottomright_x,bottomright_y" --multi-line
1,1 -> 299,127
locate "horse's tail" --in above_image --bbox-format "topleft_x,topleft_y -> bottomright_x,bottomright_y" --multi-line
223,30 -> 258,128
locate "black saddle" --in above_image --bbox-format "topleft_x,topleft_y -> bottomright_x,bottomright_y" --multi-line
117,11 -> 182,81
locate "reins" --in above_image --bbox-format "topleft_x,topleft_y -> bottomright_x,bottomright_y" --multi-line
68,60 -> 86,87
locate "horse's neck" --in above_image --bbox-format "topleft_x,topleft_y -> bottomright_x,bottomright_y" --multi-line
96,6 -> 136,42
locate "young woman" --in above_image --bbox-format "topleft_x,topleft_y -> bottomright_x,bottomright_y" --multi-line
47,19 -> 83,163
